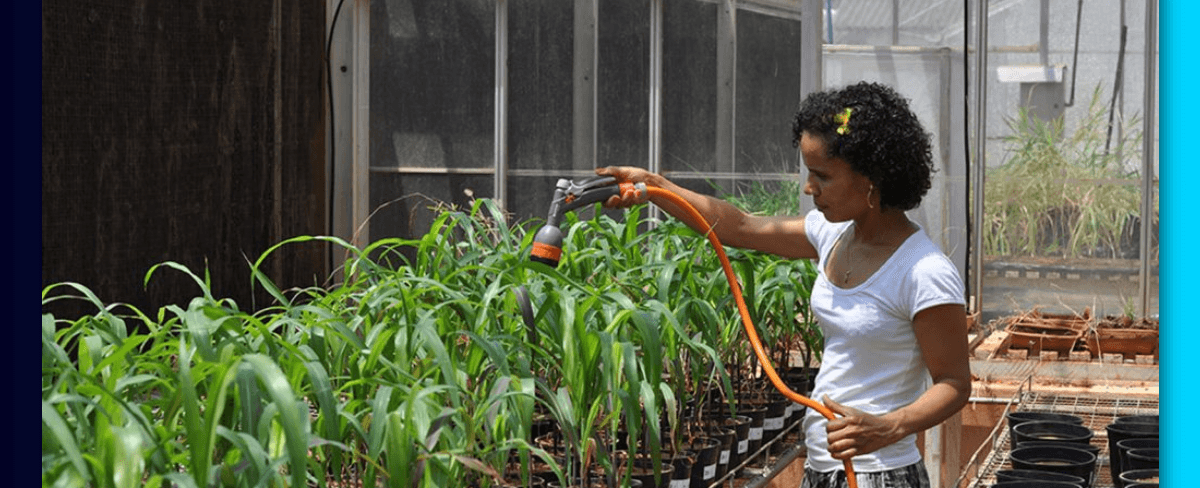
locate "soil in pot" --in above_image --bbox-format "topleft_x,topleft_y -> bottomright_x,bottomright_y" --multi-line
995,468 -> 1085,486
1008,445 -> 1097,488
1106,420 -> 1159,486
1011,420 -> 1094,446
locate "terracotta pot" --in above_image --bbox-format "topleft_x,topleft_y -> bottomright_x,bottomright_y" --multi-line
1085,327 -> 1158,360
1004,309 -> 1088,356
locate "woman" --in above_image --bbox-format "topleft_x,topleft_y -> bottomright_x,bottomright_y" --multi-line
598,81 -> 971,488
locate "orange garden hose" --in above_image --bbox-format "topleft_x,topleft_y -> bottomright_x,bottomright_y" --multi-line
642,185 -> 860,487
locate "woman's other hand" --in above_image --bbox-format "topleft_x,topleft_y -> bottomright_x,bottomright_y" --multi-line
822,395 -> 905,460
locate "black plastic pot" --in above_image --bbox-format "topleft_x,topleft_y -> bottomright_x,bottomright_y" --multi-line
682,437 -> 720,488
737,403 -> 768,457
1009,445 -> 1097,488
1117,469 -> 1159,487
1107,420 -> 1159,487
548,477 -> 642,488
1007,411 -> 1084,432
995,468 -> 1085,486
1126,448 -> 1159,470
1014,441 -> 1100,458
1011,420 -> 1094,446
1114,438 -> 1158,477
724,415 -> 752,470
1123,484 -> 1158,488
664,450 -> 695,488
624,457 -> 674,488
698,422 -> 735,482
990,482 -> 1082,488
1114,414 -> 1158,425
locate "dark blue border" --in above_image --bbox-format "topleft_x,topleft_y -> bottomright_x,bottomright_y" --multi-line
13,0 -> 40,481
1161,1 -> 1190,485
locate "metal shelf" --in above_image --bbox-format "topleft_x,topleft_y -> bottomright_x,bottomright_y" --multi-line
958,380 -> 1158,488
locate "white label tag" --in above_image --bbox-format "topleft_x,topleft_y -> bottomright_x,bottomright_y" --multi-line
750,427 -> 763,440
720,450 -> 730,464
738,439 -> 749,453
670,480 -> 690,488
764,416 -> 784,430
704,464 -> 717,479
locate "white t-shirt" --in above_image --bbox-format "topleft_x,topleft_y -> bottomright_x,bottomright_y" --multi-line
801,209 -> 965,473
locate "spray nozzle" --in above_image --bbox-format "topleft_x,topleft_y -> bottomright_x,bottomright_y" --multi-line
529,176 -> 645,268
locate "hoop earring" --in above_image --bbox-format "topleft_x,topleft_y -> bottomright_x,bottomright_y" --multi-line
867,185 -> 875,209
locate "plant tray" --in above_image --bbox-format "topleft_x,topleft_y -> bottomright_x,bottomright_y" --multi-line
1003,309 -> 1090,355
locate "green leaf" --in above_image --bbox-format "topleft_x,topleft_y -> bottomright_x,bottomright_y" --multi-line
43,400 -> 90,480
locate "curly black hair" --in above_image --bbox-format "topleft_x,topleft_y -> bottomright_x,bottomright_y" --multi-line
791,81 -> 935,211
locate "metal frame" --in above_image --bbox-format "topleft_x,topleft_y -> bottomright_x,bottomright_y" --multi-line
348,0 -> 821,238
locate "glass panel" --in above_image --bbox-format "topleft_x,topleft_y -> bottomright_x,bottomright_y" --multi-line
509,0 -> 574,171
823,50 -> 968,279
661,0 -> 718,180
598,0 -> 650,169
980,86 -> 1155,320
369,173 -> 495,241
735,8 -> 805,177
370,0 -> 495,171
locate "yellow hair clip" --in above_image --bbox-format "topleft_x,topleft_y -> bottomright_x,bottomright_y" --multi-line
834,107 -> 853,135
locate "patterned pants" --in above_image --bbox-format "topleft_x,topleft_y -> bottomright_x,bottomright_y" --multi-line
800,462 -> 930,488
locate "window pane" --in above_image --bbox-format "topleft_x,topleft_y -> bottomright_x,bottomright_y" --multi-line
370,0 -> 495,171
509,0 -> 574,171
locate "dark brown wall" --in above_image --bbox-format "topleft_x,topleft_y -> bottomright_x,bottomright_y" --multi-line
42,2 -> 328,320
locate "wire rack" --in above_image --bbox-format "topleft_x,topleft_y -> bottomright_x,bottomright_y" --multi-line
957,378 -> 1159,488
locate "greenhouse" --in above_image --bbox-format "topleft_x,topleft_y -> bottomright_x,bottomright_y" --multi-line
41,0 -> 1161,487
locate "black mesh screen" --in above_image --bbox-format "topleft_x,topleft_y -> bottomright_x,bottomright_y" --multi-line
42,2 -> 327,320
